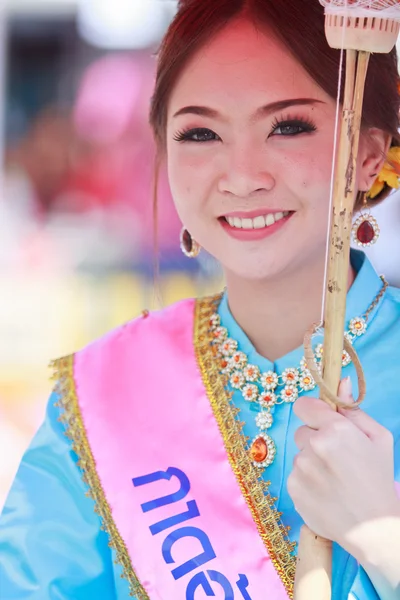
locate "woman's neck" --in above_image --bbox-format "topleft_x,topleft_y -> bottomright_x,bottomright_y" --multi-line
224,259 -> 356,363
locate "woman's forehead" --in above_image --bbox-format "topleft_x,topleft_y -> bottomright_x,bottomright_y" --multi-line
168,18 -> 328,114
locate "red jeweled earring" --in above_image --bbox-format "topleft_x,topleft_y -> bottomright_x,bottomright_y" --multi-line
180,227 -> 201,258
352,193 -> 380,247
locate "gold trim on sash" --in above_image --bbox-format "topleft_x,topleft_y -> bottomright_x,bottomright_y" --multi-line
194,296 -> 297,599
51,355 -> 150,600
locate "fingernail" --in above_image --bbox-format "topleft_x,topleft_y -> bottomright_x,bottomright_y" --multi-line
341,376 -> 352,397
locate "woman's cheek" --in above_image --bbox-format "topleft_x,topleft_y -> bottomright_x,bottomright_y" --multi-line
296,153 -> 332,190
170,151 -> 209,185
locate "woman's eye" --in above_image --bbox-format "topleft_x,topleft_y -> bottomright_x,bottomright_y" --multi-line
173,128 -> 220,143
270,120 -> 316,137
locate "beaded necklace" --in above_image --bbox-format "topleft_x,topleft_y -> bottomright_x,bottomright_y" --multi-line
209,277 -> 388,470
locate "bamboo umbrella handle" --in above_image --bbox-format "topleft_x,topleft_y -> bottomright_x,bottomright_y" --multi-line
294,526 -> 332,600
294,50 -> 370,600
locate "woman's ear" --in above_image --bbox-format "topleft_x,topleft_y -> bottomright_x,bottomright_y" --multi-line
358,128 -> 392,192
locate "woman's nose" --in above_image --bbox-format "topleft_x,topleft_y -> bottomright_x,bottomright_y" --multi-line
217,148 -> 276,198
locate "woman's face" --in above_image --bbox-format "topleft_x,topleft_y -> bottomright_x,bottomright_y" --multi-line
166,19 -> 348,281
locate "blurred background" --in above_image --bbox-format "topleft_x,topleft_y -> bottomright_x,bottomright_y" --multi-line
0,0 -> 223,508
0,0 -> 399,509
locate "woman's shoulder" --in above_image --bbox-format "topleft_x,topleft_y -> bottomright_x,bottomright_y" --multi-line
386,282 -> 400,306
52,296 -> 204,374
380,282 -> 400,326
363,282 -> 400,378
93,296 -> 196,346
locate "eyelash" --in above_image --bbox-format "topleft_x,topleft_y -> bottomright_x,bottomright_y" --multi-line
173,128 -> 219,143
173,115 -> 317,144
270,115 -> 317,137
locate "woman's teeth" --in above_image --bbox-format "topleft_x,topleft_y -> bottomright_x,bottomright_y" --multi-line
225,211 -> 290,230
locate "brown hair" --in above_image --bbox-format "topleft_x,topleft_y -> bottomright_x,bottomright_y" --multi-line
150,0 -> 400,207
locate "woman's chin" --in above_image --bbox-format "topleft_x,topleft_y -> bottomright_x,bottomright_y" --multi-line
221,257 -> 294,284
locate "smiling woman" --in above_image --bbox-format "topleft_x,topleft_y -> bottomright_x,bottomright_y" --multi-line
1,1 -> 400,600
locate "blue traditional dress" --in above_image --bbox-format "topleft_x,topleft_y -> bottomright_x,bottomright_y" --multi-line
0,250 -> 399,599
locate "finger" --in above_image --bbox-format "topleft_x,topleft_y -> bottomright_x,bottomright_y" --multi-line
337,376 -> 355,406
294,425 -> 317,451
293,396 -> 341,429
337,377 -> 384,440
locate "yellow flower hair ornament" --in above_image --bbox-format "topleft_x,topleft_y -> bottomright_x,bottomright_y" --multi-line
367,146 -> 400,199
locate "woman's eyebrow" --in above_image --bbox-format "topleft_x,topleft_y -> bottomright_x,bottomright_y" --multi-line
173,98 -> 326,121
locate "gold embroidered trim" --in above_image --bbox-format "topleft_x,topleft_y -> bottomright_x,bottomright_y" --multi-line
194,296 -> 297,599
50,355 -> 150,600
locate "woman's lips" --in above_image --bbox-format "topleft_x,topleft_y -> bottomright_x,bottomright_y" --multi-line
219,211 -> 294,241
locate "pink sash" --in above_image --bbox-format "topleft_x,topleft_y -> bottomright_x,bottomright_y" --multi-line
55,299 -> 296,599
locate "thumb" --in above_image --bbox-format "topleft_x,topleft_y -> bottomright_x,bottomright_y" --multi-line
338,377 -> 377,439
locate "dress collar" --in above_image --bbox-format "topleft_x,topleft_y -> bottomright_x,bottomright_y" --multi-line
218,249 -> 385,373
